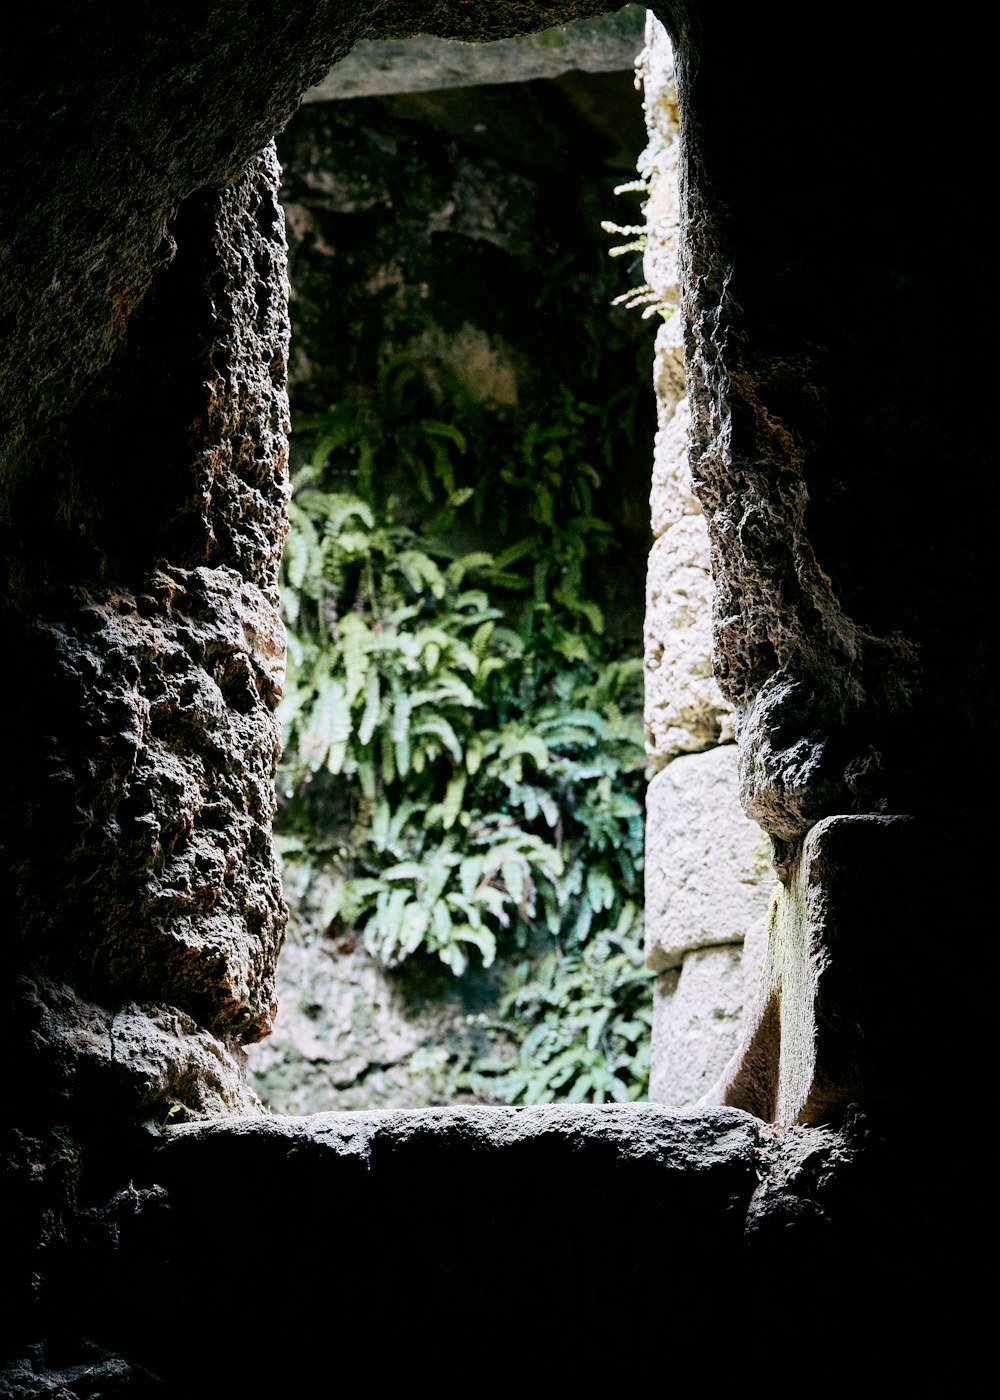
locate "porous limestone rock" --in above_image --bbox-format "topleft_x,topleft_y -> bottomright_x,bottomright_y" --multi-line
649,393 -> 697,536
645,513 -> 734,758
650,944 -> 745,1106
15,567 -> 286,1044
652,312 -> 686,401
645,744 -> 774,971
640,15 -> 732,767
638,17 -> 681,309
14,978 -> 261,1127
5,150 -> 292,1156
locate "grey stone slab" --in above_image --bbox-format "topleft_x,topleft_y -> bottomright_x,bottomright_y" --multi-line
644,513 -> 734,761
305,7 -> 648,100
650,944 -> 746,1106
645,744 -> 776,971
702,814 -> 927,1126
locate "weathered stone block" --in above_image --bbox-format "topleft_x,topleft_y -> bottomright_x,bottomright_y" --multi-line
141,1103 -> 760,1365
652,313 -> 686,407
703,814 -> 924,1125
649,944 -> 745,1106
644,744 -> 775,970
650,394 -> 697,537
644,514 -> 734,761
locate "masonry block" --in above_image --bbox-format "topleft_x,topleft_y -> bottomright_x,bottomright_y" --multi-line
649,944 -> 745,1105
644,744 -> 775,971
704,814 -> 927,1125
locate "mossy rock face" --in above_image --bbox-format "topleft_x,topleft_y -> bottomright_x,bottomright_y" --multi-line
248,859 -> 510,1113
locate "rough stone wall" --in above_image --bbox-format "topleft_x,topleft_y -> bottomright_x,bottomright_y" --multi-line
653,0 -> 995,1128
0,2 -> 994,1383
19,1102 -> 919,1380
1,0 -> 614,1251
6,149 -> 291,1119
638,17 -> 774,1106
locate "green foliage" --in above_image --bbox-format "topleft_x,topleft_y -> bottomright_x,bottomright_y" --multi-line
462,907 -> 652,1104
277,354 -> 652,1101
601,177 -> 677,321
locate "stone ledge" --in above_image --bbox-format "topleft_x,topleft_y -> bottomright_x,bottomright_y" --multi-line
12,1105 -> 938,1386
73,1103 -> 759,1374
161,1099 -> 760,1167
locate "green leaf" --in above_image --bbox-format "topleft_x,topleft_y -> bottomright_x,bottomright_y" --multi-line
419,419 -> 467,454
410,713 -> 464,765
358,666 -> 381,747
457,925 -> 497,969
440,771 -> 467,830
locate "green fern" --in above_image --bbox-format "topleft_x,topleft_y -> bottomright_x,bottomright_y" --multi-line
276,353 -> 653,1101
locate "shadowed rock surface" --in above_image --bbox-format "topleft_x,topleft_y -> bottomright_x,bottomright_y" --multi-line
29,1103 -> 930,1380
0,1 -> 993,1385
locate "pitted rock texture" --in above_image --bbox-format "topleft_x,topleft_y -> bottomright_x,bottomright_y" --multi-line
645,513 -> 734,758
12,978 -> 261,1128
640,18 -> 732,765
638,16 -> 681,310
649,390 -> 696,537
13,566 -> 285,1043
645,744 -> 774,971
4,143 -> 293,1126
661,1 -> 995,840
176,146 -> 293,604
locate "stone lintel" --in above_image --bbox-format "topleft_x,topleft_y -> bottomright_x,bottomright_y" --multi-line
304,7 -> 648,100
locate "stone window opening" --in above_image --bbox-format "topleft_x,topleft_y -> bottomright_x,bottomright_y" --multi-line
244,9 -> 783,1121
3,6 -> 974,1379
245,9 -> 690,1114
